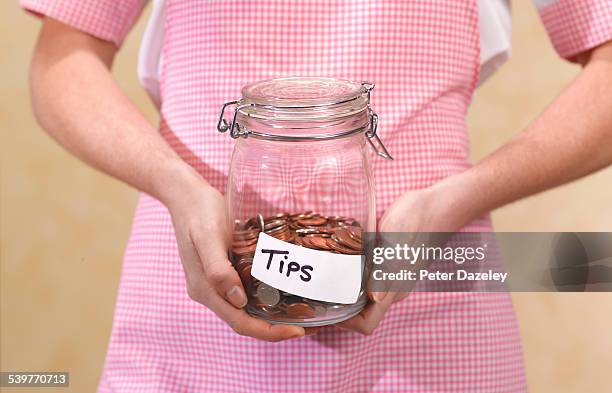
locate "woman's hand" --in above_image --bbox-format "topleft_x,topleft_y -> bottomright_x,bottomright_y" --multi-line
337,180 -> 474,335
164,169 -> 308,341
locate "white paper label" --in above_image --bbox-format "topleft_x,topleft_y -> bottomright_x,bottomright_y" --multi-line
251,233 -> 363,304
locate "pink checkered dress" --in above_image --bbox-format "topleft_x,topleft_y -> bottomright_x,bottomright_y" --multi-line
22,0 -> 612,391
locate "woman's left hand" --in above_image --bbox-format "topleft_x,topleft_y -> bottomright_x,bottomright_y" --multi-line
336,180 -> 474,335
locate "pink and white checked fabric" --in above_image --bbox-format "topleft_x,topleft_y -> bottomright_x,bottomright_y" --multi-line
21,0 -> 611,391
536,0 -> 612,61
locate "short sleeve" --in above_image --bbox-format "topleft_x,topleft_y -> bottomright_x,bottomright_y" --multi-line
20,0 -> 148,47
534,0 -> 612,62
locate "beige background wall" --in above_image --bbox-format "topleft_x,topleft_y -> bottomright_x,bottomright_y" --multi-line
1,2 -> 611,392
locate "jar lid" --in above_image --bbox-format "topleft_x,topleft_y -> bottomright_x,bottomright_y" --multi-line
241,77 -> 365,108
217,77 -> 393,159
237,77 -> 370,123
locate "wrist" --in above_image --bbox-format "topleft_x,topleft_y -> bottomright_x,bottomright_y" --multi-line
429,172 -> 486,230
152,159 -> 211,209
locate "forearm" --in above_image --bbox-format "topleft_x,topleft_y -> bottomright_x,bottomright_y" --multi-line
437,42 -> 612,226
29,19 -> 204,206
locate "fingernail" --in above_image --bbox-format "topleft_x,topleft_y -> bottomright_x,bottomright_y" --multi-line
226,286 -> 247,308
372,292 -> 388,303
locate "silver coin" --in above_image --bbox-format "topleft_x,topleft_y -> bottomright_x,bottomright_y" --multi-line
257,214 -> 265,232
264,219 -> 285,231
256,283 -> 281,306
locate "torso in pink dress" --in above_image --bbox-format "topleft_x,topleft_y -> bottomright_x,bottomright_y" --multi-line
22,0 -> 548,391
97,1 -> 527,392
20,0 -> 612,389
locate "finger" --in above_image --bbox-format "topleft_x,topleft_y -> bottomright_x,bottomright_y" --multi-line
366,230 -> 409,303
336,293 -> 395,335
368,279 -> 408,303
368,291 -> 388,303
366,268 -> 404,304
191,232 -> 247,309
184,261 -> 304,342
175,228 -> 209,292
232,315 -> 306,342
208,294 -> 306,341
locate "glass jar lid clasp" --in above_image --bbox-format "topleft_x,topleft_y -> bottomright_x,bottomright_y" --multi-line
217,81 -> 393,160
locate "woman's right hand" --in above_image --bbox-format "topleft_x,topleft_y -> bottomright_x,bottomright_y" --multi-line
163,168 -> 307,341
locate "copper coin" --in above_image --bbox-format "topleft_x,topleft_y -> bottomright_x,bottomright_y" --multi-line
299,235 -> 315,248
334,229 -> 362,250
232,237 -> 258,249
274,233 -> 293,242
265,212 -> 289,222
295,228 -> 320,235
232,244 -> 257,256
236,255 -> 254,264
234,257 -> 253,271
293,236 -> 307,247
233,228 -> 260,239
267,224 -> 288,235
317,227 -> 336,235
264,219 -> 286,231
266,225 -> 288,237
338,219 -> 360,227
286,302 -> 316,318
238,264 -> 252,284
306,235 -> 332,250
273,234 -> 292,243
271,227 -> 289,236
233,234 -> 259,243
344,225 -> 363,241
288,220 -> 304,230
290,211 -> 313,220
326,237 -> 360,254
298,216 -> 327,226
295,227 -> 333,236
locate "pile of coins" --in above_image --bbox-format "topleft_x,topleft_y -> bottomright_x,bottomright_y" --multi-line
230,211 -> 364,320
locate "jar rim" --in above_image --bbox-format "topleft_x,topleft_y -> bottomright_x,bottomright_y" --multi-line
237,77 -> 371,126
230,77 -> 372,141
241,77 -> 366,108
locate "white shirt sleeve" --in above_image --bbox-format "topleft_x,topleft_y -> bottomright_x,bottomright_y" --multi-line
138,0 -> 165,108
477,0 -> 512,86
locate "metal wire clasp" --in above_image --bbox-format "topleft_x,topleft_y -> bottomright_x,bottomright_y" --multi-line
217,100 -> 250,138
362,82 -> 393,160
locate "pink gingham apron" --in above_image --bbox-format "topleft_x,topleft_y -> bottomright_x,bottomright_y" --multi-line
20,0 -> 612,391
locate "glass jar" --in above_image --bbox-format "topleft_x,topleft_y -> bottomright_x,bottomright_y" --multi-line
217,77 -> 392,326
